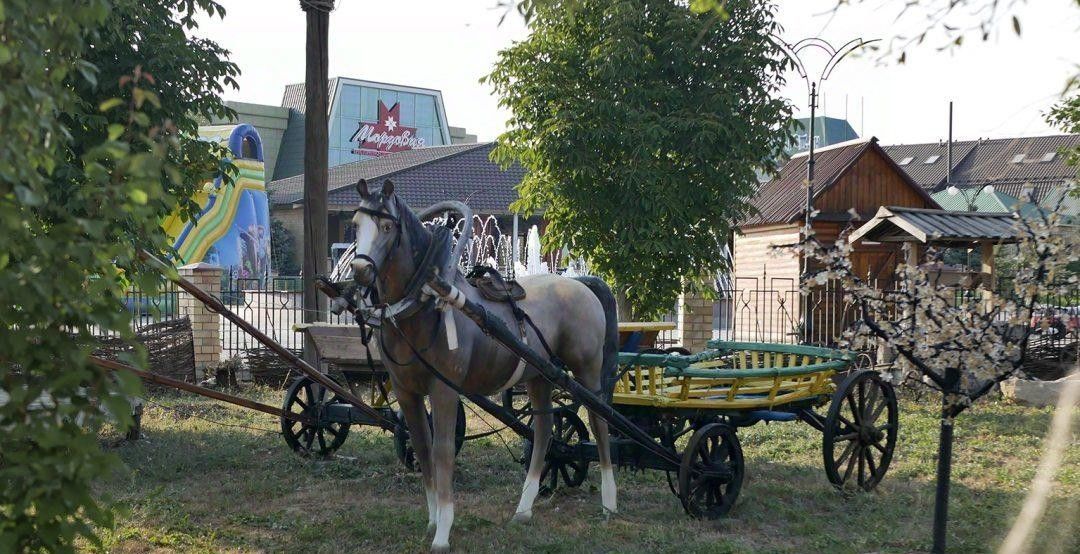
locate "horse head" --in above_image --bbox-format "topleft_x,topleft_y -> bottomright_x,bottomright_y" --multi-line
351,178 -> 405,286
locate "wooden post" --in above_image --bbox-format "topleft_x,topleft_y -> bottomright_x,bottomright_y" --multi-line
905,241 -> 920,269
980,240 -> 996,313
301,0 -> 332,365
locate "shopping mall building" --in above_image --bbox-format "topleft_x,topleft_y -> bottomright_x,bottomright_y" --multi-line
209,77 -> 528,271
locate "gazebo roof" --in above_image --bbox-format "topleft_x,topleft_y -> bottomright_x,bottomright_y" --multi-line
849,206 -> 1021,244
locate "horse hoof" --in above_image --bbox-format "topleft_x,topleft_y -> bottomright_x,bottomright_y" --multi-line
511,511 -> 532,524
602,507 -> 618,519
431,543 -> 451,554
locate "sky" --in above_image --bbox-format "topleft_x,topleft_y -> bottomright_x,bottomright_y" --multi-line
196,0 -> 1080,145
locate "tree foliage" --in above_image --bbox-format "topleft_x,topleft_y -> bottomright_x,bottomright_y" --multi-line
1047,92 -> 1080,192
0,0 -> 236,550
486,0 -> 793,317
271,219 -> 301,276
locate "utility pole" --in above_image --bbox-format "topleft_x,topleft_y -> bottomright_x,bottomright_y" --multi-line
301,0 -> 333,364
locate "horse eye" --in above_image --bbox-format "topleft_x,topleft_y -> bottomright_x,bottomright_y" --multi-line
381,221 -> 393,233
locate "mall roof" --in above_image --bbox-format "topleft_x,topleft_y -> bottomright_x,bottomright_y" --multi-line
266,142 -> 525,215
849,206 -> 1021,244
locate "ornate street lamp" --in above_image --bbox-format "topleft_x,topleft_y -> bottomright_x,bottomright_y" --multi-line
772,36 -> 878,272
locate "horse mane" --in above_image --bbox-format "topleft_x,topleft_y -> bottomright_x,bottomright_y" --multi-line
393,194 -> 432,259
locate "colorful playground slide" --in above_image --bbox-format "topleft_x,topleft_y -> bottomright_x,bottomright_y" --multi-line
162,124 -> 271,280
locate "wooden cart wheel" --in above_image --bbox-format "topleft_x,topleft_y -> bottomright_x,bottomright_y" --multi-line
523,409 -> 590,496
281,376 -> 350,457
678,422 -> 743,519
393,402 -> 466,471
852,351 -> 875,370
823,369 -> 898,491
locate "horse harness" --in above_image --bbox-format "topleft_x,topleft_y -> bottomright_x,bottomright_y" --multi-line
349,204 -> 559,397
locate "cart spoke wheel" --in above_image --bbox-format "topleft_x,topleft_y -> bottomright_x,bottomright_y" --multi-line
823,370 -> 898,492
524,409 -> 590,496
394,401 -> 466,472
678,423 -> 743,519
281,376 -> 350,458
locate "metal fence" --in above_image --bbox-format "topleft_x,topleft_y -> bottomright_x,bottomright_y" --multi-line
111,272 -> 1075,373
94,281 -> 182,338
218,276 -> 354,359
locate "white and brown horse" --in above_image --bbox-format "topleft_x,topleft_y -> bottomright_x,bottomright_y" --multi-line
350,179 -> 618,553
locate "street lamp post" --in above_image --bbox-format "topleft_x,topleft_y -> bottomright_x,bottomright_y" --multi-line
772,36 -> 876,344
773,37 -> 877,256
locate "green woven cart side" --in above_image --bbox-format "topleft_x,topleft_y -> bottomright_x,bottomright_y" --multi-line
615,349 -> 722,369
706,340 -> 855,362
665,359 -> 849,379
616,341 -> 854,379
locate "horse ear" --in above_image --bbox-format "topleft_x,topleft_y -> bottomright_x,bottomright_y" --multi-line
382,179 -> 395,197
355,178 -> 369,197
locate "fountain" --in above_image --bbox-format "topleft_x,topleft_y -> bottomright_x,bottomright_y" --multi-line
330,214 -> 581,282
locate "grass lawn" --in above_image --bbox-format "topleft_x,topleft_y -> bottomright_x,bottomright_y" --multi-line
90,387 -> 1078,553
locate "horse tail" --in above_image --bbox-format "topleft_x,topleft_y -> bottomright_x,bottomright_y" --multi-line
572,276 -> 619,404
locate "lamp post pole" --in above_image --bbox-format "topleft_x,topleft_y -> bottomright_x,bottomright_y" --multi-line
805,81 -> 817,235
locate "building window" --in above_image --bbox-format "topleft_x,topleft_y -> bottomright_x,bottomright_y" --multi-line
1040,152 -> 1056,163
899,156 -> 914,165
1011,154 -> 1026,164
924,155 -> 940,164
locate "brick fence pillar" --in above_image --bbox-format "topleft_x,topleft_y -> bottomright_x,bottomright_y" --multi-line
677,289 -> 714,353
178,263 -> 222,381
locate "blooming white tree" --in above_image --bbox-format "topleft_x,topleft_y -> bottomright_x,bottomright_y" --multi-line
797,208 -> 1077,554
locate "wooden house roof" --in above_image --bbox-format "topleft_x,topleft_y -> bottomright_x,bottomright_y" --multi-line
743,137 -> 937,227
849,206 -> 1021,244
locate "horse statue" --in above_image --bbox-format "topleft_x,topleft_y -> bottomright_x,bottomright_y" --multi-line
349,179 -> 618,553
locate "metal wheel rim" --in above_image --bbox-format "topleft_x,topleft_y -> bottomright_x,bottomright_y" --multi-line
281,376 -> 350,457
678,423 -> 743,519
823,370 -> 899,491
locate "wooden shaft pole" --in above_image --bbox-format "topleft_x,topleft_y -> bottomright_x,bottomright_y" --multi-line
89,356 -> 310,424
140,250 -> 393,429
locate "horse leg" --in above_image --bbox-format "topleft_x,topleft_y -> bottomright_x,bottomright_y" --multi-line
429,383 -> 460,553
397,390 -> 437,534
513,377 -> 552,522
577,360 -> 617,515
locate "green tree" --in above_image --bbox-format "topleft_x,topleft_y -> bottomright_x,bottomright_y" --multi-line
486,0 -> 793,317
271,219 -> 301,276
0,1 -> 236,551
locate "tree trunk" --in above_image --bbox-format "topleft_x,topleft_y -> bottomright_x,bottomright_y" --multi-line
931,397 -> 955,553
615,287 -> 633,322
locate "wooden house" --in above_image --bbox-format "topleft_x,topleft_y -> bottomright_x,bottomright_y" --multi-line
731,137 -> 940,341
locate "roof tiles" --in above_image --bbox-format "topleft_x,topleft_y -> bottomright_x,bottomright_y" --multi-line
267,142 -> 524,215
743,138 -> 874,226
